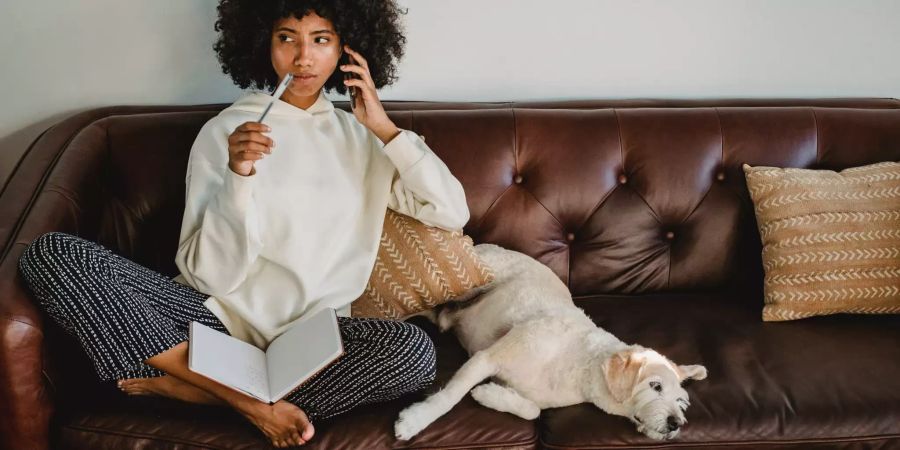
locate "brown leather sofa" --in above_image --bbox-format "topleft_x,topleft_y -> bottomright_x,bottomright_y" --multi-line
2,97 -> 899,449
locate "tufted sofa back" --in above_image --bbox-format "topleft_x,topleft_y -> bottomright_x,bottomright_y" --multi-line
404,107 -> 900,297
16,104 -> 900,300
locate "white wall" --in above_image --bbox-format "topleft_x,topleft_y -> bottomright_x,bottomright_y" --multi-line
0,0 -> 240,183
2,0 -> 898,183
399,0 -> 900,101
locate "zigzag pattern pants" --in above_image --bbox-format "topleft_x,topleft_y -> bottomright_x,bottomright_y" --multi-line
18,231 -> 436,423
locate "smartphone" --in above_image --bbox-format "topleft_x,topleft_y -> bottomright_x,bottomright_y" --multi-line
340,50 -> 361,110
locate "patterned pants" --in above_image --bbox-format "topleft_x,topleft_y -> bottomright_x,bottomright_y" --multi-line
18,232 -> 436,423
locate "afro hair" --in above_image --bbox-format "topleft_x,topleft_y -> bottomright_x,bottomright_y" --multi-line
213,0 -> 408,95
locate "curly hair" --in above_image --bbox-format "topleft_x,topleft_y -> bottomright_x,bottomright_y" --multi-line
213,0 -> 408,95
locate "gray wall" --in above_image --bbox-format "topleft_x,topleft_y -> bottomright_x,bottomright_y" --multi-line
2,0 -> 899,184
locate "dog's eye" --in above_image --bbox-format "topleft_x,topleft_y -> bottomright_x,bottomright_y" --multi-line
650,381 -> 662,392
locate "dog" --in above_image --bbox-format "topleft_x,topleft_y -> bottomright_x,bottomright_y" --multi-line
395,243 -> 707,441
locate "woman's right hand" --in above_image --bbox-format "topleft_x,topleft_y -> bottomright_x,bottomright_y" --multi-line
228,121 -> 275,176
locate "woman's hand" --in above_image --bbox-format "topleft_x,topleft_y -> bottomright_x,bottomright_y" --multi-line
340,45 -> 400,144
227,121 -> 275,176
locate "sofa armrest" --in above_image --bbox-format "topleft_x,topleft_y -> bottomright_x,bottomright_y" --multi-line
0,110 -> 120,450
0,248 -> 53,450
0,110 -> 93,450
0,108 -> 137,450
0,103 -> 226,450
0,108 -> 113,450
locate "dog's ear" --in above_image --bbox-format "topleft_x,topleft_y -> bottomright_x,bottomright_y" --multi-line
676,364 -> 707,382
602,349 -> 646,403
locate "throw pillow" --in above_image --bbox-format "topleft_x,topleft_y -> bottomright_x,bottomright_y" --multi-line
351,208 -> 495,320
743,161 -> 900,321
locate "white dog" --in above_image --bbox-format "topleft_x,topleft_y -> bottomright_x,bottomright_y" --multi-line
395,243 -> 707,441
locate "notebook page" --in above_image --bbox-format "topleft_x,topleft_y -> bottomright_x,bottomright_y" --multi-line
265,308 -> 344,402
189,321 -> 270,402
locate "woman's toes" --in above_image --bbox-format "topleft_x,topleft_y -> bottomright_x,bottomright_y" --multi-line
121,385 -> 145,395
295,409 -> 314,441
301,420 -> 315,441
117,378 -> 157,396
120,379 -> 142,388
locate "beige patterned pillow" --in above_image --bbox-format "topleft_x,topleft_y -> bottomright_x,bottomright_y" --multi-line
743,161 -> 900,321
351,208 -> 495,320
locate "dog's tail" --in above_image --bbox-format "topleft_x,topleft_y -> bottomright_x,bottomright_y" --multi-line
432,281 -> 496,331
404,280 -> 495,325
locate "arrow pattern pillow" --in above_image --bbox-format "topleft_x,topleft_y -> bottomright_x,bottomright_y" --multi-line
743,161 -> 900,321
351,208 -> 495,320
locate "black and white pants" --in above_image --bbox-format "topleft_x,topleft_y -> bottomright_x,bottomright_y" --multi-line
17,232 -> 436,423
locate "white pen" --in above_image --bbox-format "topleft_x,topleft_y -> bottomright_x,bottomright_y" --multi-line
258,73 -> 294,123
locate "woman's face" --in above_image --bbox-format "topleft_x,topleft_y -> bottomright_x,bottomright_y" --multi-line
270,12 -> 342,109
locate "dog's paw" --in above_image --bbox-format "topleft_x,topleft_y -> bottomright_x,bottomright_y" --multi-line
394,403 -> 430,441
469,384 -> 492,403
517,403 -> 541,420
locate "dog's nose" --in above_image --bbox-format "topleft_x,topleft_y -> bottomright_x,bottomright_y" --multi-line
666,416 -> 680,432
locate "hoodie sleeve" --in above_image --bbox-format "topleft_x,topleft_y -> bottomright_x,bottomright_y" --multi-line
174,120 -> 264,296
380,129 -> 470,231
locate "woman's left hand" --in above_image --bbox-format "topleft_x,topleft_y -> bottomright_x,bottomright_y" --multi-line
340,45 -> 398,142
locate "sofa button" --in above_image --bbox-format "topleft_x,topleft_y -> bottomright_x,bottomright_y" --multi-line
566,232 -> 575,242
716,172 -> 725,181
618,174 -> 628,185
514,175 -> 524,184
419,134 -> 426,142
665,231 -> 675,240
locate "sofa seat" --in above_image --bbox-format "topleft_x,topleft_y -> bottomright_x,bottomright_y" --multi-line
51,316 -> 537,450
540,293 -> 900,449
47,293 -> 900,450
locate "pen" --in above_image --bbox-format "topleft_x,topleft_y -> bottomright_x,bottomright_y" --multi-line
258,73 -> 294,123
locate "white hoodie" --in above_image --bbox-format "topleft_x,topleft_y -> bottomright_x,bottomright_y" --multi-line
171,89 -> 470,349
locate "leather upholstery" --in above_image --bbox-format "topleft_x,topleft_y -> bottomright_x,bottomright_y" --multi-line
546,294 -> 900,449
1,98 -> 898,449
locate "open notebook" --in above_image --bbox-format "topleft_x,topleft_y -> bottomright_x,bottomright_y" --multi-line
188,308 -> 344,404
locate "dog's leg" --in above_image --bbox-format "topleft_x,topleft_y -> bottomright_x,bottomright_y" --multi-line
394,351 -> 498,440
470,382 -> 540,420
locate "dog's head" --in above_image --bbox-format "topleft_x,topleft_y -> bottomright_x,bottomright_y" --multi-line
601,346 -> 707,440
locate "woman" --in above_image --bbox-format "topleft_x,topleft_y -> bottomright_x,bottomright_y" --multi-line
17,0 -> 469,447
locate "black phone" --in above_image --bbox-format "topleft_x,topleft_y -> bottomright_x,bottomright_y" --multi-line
340,51 -> 361,109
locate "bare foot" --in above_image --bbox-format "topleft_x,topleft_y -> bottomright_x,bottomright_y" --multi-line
241,400 -> 315,448
118,375 -> 224,405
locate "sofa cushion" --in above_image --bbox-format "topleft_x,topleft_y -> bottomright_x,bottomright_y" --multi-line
53,317 -> 537,450
540,293 -> 900,449
351,208 -> 495,320
743,161 -> 900,322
